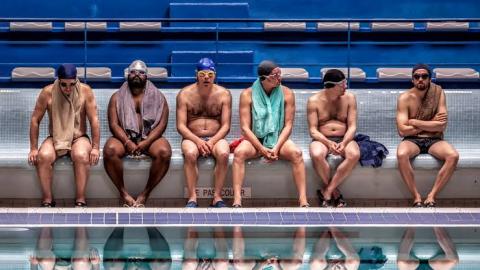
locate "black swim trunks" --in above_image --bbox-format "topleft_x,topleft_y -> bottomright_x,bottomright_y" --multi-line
403,136 -> 442,154
327,136 -> 344,144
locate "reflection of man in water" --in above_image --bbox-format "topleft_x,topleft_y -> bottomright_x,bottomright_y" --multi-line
182,227 -> 229,270
30,227 -> 100,270
232,226 -> 306,270
397,227 -> 458,270
103,227 -> 172,270
310,227 -> 360,270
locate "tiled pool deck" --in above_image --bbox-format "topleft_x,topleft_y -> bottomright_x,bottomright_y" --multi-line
0,207 -> 479,227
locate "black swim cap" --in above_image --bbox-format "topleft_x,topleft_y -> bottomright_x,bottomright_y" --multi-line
257,60 -> 279,78
323,69 -> 345,88
57,63 -> 77,79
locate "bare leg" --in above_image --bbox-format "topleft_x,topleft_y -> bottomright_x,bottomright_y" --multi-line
136,137 -> 172,206
232,140 -> 259,206
70,137 -> 92,204
182,227 -> 199,270
36,138 -> 58,204
33,227 -> 55,270
309,141 -> 330,187
232,226 -> 255,270
213,228 -> 229,270
181,139 -> 200,204
211,139 -> 230,204
323,141 -> 360,203
425,141 -> 459,204
103,137 -> 135,206
279,140 -> 309,207
397,140 -> 422,204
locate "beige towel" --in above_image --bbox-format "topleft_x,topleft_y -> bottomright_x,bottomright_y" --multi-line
415,82 -> 443,138
51,79 -> 84,155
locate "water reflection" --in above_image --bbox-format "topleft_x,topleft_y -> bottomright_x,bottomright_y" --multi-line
182,227 -> 228,270
30,227 -> 100,270
103,227 -> 172,270
397,228 -> 458,270
232,226 -> 306,270
23,227 -> 471,270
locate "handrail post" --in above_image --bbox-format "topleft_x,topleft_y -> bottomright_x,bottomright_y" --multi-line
83,22 -> 88,84
347,21 -> 351,88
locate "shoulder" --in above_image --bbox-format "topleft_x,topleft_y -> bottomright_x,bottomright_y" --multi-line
344,91 -> 357,102
241,87 -> 252,97
398,89 -> 414,102
41,84 -> 54,95
178,84 -> 195,96
38,84 -> 54,101
281,85 -> 293,95
307,92 -> 321,104
79,82 -> 93,94
214,84 -> 231,95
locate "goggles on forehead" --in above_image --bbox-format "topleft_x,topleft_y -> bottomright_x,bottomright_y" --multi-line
324,79 -> 346,85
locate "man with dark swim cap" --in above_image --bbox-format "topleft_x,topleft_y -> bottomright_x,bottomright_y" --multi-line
232,60 -> 309,207
176,58 -> 232,208
308,69 -> 359,207
28,64 -> 100,207
396,63 -> 459,208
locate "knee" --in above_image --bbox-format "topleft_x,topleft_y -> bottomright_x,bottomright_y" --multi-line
183,150 -> 198,163
153,147 -> 172,161
397,150 -> 410,161
233,148 -> 248,162
103,144 -> 120,159
310,148 -> 326,161
37,150 -> 55,165
289,148 -> 304,164
216,150 -> 230,163
446,151 -> 459,164
71,150 -> 89,164
346,149 -> 360,162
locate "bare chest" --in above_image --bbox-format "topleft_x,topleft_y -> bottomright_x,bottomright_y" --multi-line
187,97 -> 222,118
317,100 -> 348,123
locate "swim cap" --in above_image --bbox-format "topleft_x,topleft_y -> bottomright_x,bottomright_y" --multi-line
323,69 -> 346,88
412,63 -> 431,77
257,60 -> 278,77
196,57 -> 216,72
57,64 -> 77,79
128,60 -> 148,74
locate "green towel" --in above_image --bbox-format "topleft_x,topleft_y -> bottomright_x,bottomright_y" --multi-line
251,78 -> 285,148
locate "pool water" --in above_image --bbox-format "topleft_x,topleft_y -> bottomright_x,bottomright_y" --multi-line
0,226 -> 478,269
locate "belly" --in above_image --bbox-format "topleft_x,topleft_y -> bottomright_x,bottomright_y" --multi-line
319,120 -> 347,137
187,118 -> 221,137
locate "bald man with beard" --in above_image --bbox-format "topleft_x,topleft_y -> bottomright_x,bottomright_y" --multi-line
103,60 -> 171,207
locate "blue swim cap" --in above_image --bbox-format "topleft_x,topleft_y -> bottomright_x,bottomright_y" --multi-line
196,58 -> 216,72
57,64 -> 77,79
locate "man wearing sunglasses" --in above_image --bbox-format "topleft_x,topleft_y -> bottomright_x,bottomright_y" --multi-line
28,64 -> 100,207
103,60 -> 171,207
232,60 -> 309,208
308,69 -> 359,207
176,58 -> 232,208
396,64 -> 459,208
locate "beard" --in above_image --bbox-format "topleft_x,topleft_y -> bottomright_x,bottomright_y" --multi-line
416,81 -> 429,91
128,76 -> 146,91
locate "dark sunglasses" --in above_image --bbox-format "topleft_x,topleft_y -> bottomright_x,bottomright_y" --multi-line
413,73 -> 429,80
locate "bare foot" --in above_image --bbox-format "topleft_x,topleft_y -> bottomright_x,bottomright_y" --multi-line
134,193 -> 148,207
122,194 -> 136,207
